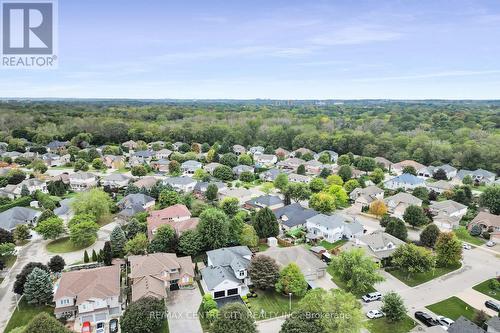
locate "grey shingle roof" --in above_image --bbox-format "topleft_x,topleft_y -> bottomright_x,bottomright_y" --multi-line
245,195 -> 282,208
274,203 -> 318,228
448,316 -> 485,333
0,207 -> 40,230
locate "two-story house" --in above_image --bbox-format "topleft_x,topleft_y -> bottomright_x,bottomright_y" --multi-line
162,176 -> 198,193
181,160 -> 202,175
54,265 -> 122,332
305,214 -> 364,243
117,193 -> 155,218
349,185 -> 384,207
69,172 -> 98,191
101,173 -> 131,189
128,253 -> 194,302
200,246 -> 252,301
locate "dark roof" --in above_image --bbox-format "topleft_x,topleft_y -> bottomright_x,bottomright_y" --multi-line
448,316 -> 486,333
245,195 -> 283,208
274,203 -> 319,228
486,316 -> 500,331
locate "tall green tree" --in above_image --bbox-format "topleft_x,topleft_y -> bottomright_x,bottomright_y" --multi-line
148,224 -> 177,253
381,292 -> 407,322
24,268 -> 53,305
420,224 -> 440,248
253,207 -> 279,239
403,205 -> 428,228
121,297 -> 166,333
110,226 -> 126,257
248,255 -> 280,290
479,186 -> 500,214
35,217 -> 65,240
197,208 -> 229,250
435,232 -> 462,267
275,263 -> 308,297
392,243 -> 436,278
329,248 -> 384,295
211,303 -> 257,333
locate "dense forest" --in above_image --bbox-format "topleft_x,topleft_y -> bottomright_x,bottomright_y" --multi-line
0,100 -> 499,174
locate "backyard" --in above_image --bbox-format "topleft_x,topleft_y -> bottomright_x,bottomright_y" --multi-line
365,315 -> 416,333
426,296 -> 478,321
473,279 -> 500,301
246,290 -> 302,320
386,263 -> 461,287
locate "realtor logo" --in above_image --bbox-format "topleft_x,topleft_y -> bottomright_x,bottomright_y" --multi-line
1,0 -> 57,68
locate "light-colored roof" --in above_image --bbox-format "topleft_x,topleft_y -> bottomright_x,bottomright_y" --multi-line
129,252 -> 194,279
134,176 -> 158,189
54,265 -> 120,305
392,160 -> 426,171
426,180 -> 454,190
385,192 -> 422,206
470,211 -> 500,228
430,200 -> 467,214
263,246 -> 327,280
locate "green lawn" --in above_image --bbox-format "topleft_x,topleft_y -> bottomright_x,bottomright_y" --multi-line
473,279 -> 500,301
257,243 -> 270,252
365,315 -> 417,333
454,227 -> 485,246
5,298 -> 54,332
326,266 -> 376,297
319,239 -> 348,250
46,237 -> 93,253
246,290 -> 302,320
426,296 -> 478,321
160,319 -> 170,333
386,264 -> 461,287
3,255 -> 17,269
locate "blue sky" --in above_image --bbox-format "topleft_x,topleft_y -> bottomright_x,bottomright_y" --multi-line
2,0 -> 500,99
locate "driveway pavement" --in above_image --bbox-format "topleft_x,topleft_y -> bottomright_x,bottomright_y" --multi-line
456,288 -> 499,316
167,288 -> 203,333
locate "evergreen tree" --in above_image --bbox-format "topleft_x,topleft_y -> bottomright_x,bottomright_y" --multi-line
253,207 -> 279,239
110,226 -> 126,257
24,268 -> 53,305
103,241 -> 113,265
83,250 -> 89,263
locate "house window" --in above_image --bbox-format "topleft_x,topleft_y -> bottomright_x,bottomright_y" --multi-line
227,288 -> 239,296
239,270 -> 245,277
214,291 -> 225,299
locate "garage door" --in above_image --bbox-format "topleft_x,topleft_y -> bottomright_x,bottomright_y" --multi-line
214,290 -> 225,299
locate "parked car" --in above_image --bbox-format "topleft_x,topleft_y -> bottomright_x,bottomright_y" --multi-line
362,292 -> 382,302
414,311 -> 439,327
437,316 -> 454,327
109,319 -> 119,333
486,241 -> 496,247
366,309 -> 384,319
485,300 -> 500,312
96,322 -> 105,333
82,322 -> 91,333
462,243 -> 472,250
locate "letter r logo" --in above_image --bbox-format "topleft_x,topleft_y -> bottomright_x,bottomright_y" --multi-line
2,2 -> 53,54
